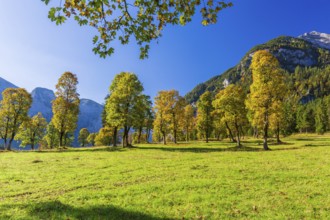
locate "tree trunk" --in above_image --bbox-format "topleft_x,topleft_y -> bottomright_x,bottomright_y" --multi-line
113,127 -> 117,147
137,126 -> 142,144
123,126 -> 130,147
263,118 -> 270,150
5,142 -> 11,151
205,129 -> 209,143
59,131 -> 64,147
4,139 -> 9,151
8,139 -> 13,151
8,131 -> 17,151
174,129 -> 177,144
234,122 -> 241,147
225,121 -> 236,142
162,131 -> 166,145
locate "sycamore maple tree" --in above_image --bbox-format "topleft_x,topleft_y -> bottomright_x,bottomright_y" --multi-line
51,72 -> 80,147
105,72 -> 147,147
41,0 -> 232,59
182,104 -> 195,142
246,50 -> 286,150
43,121 -> 60,149
0,88 -> 32,150
153,90 -> 185,144
196,91 -> 213,143
213,84 -> 248,147
16,112 -> 48,150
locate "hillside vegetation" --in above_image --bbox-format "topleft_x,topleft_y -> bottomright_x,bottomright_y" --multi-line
185,36 -> 330,104
1,134 -> 330,219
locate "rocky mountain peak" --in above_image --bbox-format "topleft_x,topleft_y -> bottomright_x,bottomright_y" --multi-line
299,31 -> 330,50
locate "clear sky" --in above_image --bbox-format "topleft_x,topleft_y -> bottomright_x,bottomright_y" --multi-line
0,0 -> 329,104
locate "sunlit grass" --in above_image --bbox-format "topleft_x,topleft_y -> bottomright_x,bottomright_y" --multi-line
0,134 -> 330,219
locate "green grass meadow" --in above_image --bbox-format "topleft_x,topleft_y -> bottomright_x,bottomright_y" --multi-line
1,134 -> 330,219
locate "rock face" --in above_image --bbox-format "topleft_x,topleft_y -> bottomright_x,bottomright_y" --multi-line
77,99 -> 103,134
29,87 -> 55,121
299,31 -> 330,50
185,33 -> 330,104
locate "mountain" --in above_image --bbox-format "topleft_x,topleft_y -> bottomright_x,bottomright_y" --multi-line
185,31 -> 330,104
0,77 -> 18,99
0,78 -> 103,146
299,31 -> 330,50
77,99 -> 103,134
29,87 -> 55,122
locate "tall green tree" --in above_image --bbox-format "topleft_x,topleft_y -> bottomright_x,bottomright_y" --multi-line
196,91 -> 214,143
0,88 -> 32,150
42,0 -> 232,58
16,112 -> 47,150
51,72 -> 80,147
44,121 -> 59,149
246,50 -> 286,150
78,128 -> 90,147
315,99 -> 328,134
296,103 -> 315,133
105,72 -> 144,147
213,84 -> 247,147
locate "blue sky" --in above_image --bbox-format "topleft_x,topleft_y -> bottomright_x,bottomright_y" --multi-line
0,0 -> 329,104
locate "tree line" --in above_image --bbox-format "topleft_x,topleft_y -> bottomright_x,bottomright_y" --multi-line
1,50 -> 330,151
89,50 -> 330,151
0,72 -> 79,150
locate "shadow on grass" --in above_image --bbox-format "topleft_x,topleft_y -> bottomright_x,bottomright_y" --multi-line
304,143 -> 330,147
32,147 -> 126,154
293,138 -> 317,141
0,200 -> 172,220
137,145 -> 301,153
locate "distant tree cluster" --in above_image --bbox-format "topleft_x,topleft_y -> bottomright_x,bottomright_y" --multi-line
0,72 -> 80,150
150,50 -> 330,150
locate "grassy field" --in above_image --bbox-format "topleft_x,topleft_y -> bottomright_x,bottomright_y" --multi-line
1,134 -> 330,219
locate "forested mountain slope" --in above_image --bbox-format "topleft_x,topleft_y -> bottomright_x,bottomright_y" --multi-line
185,31 -> 330,103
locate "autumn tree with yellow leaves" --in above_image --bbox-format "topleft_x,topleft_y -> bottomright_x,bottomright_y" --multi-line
182,104 -> 195,142
213,84 -> 248,147
246,50 -> 287,150
16,112 -> 48,150
0,88 -> 32,150
51,72 -> 80,147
